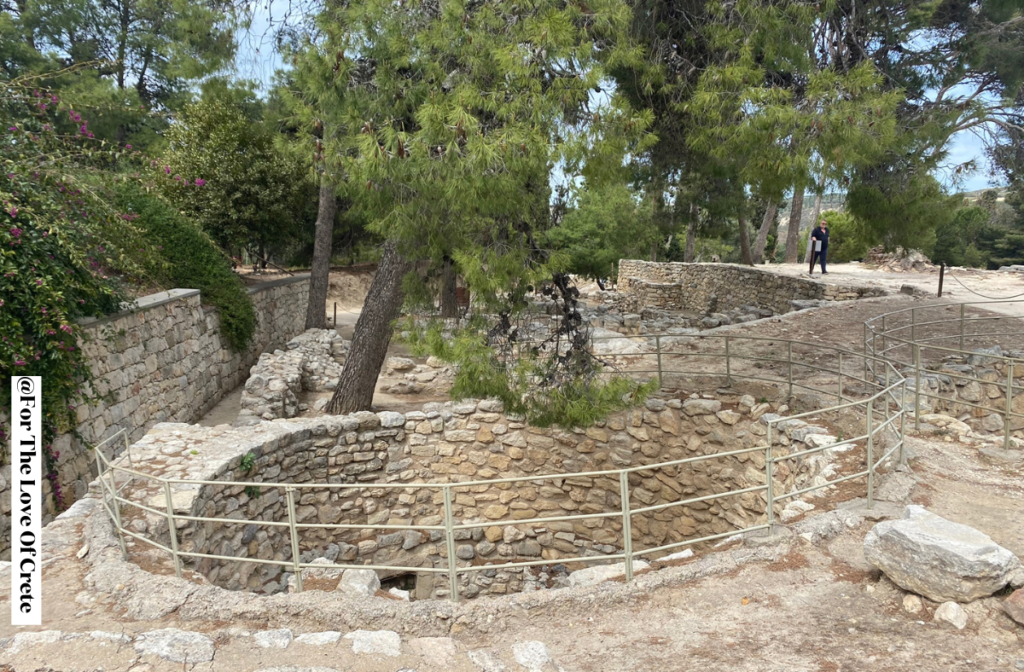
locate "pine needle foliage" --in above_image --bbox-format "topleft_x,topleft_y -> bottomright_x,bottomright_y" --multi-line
293,0 -> 654,427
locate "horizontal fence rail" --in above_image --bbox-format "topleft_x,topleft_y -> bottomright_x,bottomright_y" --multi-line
92,334 -> 907,602
864,300 -> 1024,449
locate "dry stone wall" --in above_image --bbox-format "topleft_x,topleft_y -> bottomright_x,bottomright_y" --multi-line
239,328 -> 349,420
617,260 -> 885,316
908,345 -> 1024,434
0,275 -> 310,557
117,395 -> 842,601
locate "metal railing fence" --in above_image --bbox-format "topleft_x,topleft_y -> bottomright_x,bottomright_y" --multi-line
92,334 -> 906,602
864,301 -> 1024,449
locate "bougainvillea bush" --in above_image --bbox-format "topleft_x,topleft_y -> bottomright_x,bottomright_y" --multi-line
0,79 -> 157,506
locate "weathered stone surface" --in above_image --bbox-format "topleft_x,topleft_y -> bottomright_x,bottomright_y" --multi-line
294,631 -> 343,645
934,601 -> 968,630
338,568 -> 380,598
902,594 -> 923,614
1003,588 -> 1024,625
512,640 -> 554,672
378,411 -> 406,428
469,649 -> 508,672
7,631 -> 63,654
254,629 -> 293,648
683,399 -> 721,416
386,357 -> 415,371
567,561 -> 651,588
344,629 -> 402,657
133,628 -> 215,663
863,506 -> 1020,602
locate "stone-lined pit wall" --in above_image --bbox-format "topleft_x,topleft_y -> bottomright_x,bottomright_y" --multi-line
119,396 -> 847,601
910,345 -> 1024,435
617,260 -> 885,316
0,275 -> 310,556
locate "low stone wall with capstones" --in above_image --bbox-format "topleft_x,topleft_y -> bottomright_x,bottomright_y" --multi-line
616,260 -> 886,316
115,395 -> 851,601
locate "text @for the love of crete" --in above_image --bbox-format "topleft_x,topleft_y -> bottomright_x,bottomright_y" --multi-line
12,376 -> 42,626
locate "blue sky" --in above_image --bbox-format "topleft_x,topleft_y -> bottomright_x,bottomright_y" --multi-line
234,3 -> 1006,195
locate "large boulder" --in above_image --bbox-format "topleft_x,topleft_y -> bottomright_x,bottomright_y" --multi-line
864,506 -> 1020,602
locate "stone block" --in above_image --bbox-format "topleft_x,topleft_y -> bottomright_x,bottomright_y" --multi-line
864,506 -> 1020,602
338,568 -> 380,598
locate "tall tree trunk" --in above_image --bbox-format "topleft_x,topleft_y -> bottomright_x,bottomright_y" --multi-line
738,212 -> 753,266
305,179 -> 338,329
804,190 -> 824,264
751,201 -> 778,264
326,241 -> 410,415
684,203 -> 697,262
440,257 -> 459,318
783,188 -> 804,263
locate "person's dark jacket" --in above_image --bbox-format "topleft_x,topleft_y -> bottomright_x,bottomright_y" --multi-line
811,226 -> 829,250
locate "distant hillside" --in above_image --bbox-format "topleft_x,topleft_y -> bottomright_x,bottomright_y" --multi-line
961,187 -> 1008,203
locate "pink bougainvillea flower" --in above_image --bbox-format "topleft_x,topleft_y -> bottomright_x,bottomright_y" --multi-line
10,227 -> 21,236
194,178 -> 206,186
8,126 -> 17,131
60,324 -> 72,333
125,144 -> 132,149
35,279 -> 42,285
164,166 -> 171,174
14,359 -> 26,366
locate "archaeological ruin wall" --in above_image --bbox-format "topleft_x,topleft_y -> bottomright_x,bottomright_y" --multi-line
117,395 -> 845,601
0,275 -> 310,552
616,260 -> 885,316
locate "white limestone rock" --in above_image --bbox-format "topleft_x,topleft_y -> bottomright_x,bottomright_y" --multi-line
934,601 -> 968,630
254,629 -> 293,649
133,628 -> 215,664
567,561 -> 650,588
344,629 -> 401,657
864,505 -> 1020,602
337,568 -> 381,598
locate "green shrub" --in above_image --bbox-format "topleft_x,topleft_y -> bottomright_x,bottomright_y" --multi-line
116,185 -> 256,351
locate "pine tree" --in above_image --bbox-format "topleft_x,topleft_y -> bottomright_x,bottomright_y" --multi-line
291,0 -> 648,416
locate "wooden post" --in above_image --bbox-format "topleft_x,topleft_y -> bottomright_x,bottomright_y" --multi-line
938,263 -> 944,298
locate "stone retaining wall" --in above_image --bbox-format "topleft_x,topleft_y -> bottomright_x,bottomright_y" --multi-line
0,276 -> 310,556
117,395 -> 847,601
617,260 -> 885,315
908,346 -> 1024,434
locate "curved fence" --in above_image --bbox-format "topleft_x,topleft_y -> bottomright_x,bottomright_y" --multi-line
92,334 -> 907,601
864,300 -> 1024,448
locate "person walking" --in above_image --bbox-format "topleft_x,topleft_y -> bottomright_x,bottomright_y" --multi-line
810,219 -> 829,274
